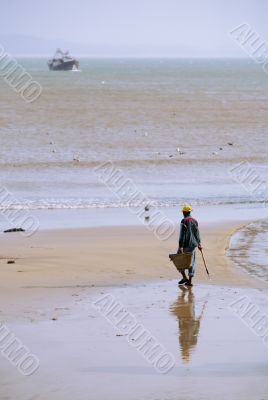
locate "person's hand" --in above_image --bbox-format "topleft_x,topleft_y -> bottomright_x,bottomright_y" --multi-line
177,248 -> 183,254
198,244 -> 203,251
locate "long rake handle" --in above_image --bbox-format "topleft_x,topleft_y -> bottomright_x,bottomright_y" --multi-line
200,249 -> 210,278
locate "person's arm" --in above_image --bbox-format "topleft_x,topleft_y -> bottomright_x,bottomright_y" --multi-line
194,222 -> 202,250
177,221 -> 186,253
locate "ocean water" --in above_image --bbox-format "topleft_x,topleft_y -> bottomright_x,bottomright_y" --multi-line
0,58 -> 268,210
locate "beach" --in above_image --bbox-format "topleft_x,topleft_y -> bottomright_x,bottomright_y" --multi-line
0,207 -> 268,400
1,0 -> 268,395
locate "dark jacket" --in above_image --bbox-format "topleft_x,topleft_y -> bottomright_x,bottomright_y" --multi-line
179,216 -> 201,250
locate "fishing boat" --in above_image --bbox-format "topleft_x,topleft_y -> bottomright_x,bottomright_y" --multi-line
48,49 -> 79,71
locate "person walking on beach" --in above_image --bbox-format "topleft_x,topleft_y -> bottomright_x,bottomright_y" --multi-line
177,205 -> 202,286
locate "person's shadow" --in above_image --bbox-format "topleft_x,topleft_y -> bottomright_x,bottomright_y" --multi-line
170,286 -> 207,363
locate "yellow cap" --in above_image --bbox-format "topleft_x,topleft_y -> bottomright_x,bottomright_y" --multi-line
182,204 -> 193,212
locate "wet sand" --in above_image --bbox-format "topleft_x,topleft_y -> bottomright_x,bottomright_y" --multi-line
228,219 -> 268,282
0,220 -> 268,399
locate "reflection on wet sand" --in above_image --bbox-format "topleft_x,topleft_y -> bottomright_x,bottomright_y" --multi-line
170,286 -> 207,363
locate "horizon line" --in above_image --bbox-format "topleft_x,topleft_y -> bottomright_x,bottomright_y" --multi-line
12,54 -> 250,59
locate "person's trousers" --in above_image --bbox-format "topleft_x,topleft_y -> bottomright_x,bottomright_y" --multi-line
184,248 -> 196,277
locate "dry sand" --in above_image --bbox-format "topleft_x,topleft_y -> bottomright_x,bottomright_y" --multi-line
0,220 -> 267,399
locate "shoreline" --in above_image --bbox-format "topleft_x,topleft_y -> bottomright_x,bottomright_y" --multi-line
0,201 -> 266,232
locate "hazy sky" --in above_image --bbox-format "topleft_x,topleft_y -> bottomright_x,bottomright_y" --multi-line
1,0 -> 268,56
